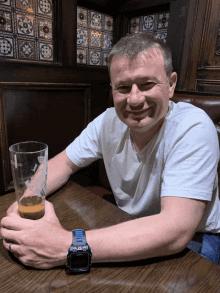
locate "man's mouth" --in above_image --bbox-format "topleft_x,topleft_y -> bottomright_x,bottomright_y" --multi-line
129,107 -> 153,117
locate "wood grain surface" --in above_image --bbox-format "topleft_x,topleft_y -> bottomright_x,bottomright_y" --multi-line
0,181 -> 220,293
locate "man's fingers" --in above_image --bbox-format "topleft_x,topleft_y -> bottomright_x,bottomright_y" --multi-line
3,239 -> 23,257
1,215 -> 27,230
6,201 -> 19,216
44,200 -> 55,213
1,227 -> 20,243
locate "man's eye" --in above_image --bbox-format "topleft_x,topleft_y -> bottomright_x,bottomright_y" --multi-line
141,82 -> 154,89
117,86 -> 130,93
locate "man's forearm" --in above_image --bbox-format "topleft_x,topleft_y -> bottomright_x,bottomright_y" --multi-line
45,161 -> 70,196
86,214 -> 190,263
46,150 -> 80,197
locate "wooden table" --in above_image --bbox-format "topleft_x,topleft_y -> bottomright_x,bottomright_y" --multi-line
0,181 -> 220,293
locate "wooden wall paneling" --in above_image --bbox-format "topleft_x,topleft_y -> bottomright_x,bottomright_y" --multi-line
60,0 -> 77,66
122,0 -> 170,12
196,79 -> 220,93
197,0 -> 220,69
0,83 -> 91,193
166,0 -> 189,83
0,88 -> 10,194
176,0 -> 208,91
195,0 -> 220,94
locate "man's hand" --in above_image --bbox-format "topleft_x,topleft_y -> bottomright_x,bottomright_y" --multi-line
1,201 -> 72,269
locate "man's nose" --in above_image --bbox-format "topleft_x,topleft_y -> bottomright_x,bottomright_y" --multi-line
127,84 -> 145,106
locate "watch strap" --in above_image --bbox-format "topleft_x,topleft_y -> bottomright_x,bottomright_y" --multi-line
72,229 -> 87,246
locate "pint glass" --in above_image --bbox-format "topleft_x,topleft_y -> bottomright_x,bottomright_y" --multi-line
9,141 -> 48,220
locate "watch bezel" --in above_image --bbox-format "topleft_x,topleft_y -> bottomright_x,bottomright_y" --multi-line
66,245 -> 92,274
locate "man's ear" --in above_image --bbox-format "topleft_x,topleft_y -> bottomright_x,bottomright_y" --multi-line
168,72 -> 177,99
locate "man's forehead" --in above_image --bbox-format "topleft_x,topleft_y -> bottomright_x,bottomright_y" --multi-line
111,47 -> 164,70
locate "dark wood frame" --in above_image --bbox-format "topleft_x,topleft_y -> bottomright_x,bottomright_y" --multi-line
0,82 -> 91,193
177,0 -> 220,93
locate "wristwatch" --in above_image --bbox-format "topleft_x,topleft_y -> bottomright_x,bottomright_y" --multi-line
66,229 -> 92,273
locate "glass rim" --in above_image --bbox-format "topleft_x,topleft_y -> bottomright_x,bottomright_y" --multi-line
9,141 -> 48,154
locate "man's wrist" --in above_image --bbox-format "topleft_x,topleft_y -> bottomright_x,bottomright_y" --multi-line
61,231 -> 72,266
66,229 -> 92,273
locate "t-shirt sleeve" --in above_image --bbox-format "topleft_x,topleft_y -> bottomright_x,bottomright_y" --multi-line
161,112 -> 219,201
66,110 -> 108,167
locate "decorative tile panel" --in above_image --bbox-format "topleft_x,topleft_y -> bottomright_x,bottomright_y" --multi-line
104,15 -> 113,32
155,29 -> 167,43
18,38 -> 35,58
77,6 -> 87,27
0,0 -> 54,62
130,17 -> 140,34
129,11 -> 169,43
90,30 -> 102,47
90,10 -> 102,30
77,28 -> 88,47
0,36 -> 13,56
16,0 -> 34,13
89,49 -> 101,66
0,10 -> 12,32
103,34 -> 112,49
77,6 -> 113,67
0,0 -> 11,6
143,14 -> 157,32
77,48 -> 87,64
37,0 -> 52,17
103,51 -> 109,66
39,42 -> 52,60
38,17 -> 52,39
17,14 -> 35,36
158,13 -> 169,29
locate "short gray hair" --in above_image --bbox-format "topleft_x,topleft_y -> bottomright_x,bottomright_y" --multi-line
108,32 -> 173,77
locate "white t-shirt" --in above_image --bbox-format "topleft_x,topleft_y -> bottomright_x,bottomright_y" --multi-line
66,101 -> 220,233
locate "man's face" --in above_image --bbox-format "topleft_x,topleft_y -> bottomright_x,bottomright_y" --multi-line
110,48 -> 177,136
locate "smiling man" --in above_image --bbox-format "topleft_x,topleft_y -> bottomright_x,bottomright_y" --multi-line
1,33 -> 220,270
110,45 -> 177,151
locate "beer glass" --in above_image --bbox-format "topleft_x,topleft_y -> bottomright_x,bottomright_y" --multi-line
9,141 -> 48,220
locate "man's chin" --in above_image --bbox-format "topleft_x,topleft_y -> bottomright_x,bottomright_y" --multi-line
126,118 -> 152,132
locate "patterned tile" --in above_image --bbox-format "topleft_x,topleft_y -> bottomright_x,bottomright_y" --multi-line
0,0 -> 54,62
89,49 -> 101,65
38,18 -> 52,39
77,6 -> 114,67
103,51 -> 110,66
0,10 -> 12,32
90,10 -> 102,30
0,36 -> 13,56
16,0 -> 34,13
130,17 -> 140,33
77,28 -> 88,47
155,29 -> 167,43
77,48 -> 87,64
0,0 -> 11,6
18,38 -> 35,58
158,13 -> 169,29
104,15 -> 113,32
103,33 -> 112,49
37,0 -> 52,17
77,6 -> 88,27
143,14 -> 157,32
16,13 -> 35,36
39,42 -> 53,60
90,30 -> 102,47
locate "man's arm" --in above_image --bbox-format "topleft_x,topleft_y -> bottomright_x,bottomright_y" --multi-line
86,196 -> 207,263
45,150 -> 80,196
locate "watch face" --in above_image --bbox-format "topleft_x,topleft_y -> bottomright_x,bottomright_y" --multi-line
70,252 -> 89,269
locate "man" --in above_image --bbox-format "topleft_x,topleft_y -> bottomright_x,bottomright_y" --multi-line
1,33 -> 220,269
